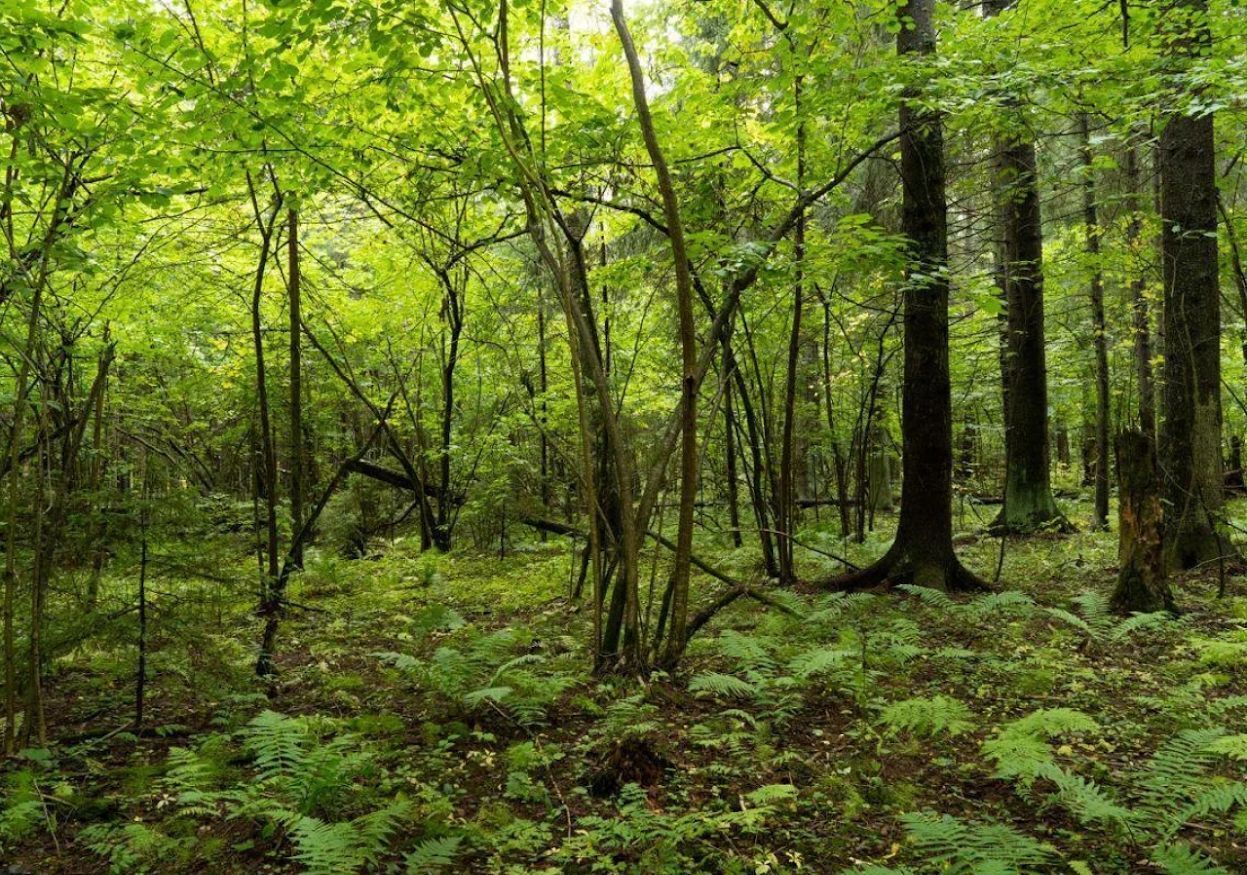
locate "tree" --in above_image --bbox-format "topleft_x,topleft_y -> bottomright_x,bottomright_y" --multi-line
1079,113 -> 1111,531
827,0 -> 985,593
1158,0 -> 1227,570
984,0 -> 1065,534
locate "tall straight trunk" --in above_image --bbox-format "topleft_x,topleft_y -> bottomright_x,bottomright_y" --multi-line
1221,198 -> 1247,379
826,0 -> 983,592
537,281 -> 551,538
723,368 -> 743,548
817,286 -> 852,539
435,265 -> 462,552
25,395 -> 48,746
725,337 -> 778,572
134,467 -> 149,728
252,231 -> 279,588
1121,5 -> 1156,438
86,333 -> 109,608
1124,140 -> 1157,437
985,0 -> 1063,532
612,0 -> 699,666
288,207 -> 305,569
1158,0 -> 1226,570
777,75 -> 806,584
1080,113 -> 1111,530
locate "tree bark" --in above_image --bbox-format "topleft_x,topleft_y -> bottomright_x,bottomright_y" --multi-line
1158,0 -> 1227,570
1112,430 -> 1174,614
288,207 -> 305,569
1080,113 -> 1111,531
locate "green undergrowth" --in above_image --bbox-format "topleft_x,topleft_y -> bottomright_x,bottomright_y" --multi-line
3,499 -> 1247,873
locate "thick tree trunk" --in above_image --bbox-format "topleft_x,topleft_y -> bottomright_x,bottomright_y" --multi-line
1121,0 -> 1156,440
987,0 -> 1063,533
1112,430 -> 1174,614
1158,0 -> 1227,570
824,0 -> 984,593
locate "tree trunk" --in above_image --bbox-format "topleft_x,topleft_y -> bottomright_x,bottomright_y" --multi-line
613,0 -> 700,665
776,74 -> 806,585
1158,0 -> 1227,570
723,370 -> 743,548
248,177 -> 284,676
288,207 -> 305,569
824,0 -> 984,593
1121,0 -> 1156,441
867,425 -> 894,514
986,0 -> 1063,533
1112,430 -> 1174,614
1080,113 -> 1111,531
1054,423 -> 1070,468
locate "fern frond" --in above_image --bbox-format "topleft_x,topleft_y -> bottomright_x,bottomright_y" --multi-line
1205,734 -> 1247,761
1151,842 -> 1231,875
1110,611 -> 1176,641
786,646 -> 854,679
880,695 -> 974,738
897,584 -> 957,611
1048,769 -> 1132,825
406,834 -> 463,872
901,811 -> 1055,872
688,672 -> 759,700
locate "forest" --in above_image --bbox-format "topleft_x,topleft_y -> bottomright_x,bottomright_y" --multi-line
1,0 -> 1247,871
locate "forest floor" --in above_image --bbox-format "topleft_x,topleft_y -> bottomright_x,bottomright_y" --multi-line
3,490 -> 1247,874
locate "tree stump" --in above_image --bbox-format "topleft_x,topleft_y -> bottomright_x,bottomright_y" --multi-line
1111,430 -> 1175,614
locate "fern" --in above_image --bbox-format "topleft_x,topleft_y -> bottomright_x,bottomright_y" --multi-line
1005,708 -> 1098,739
1138,727 -> 1228,828
245,710 -> 311,781
688,671 -> 759,700
896,584 -> 957,611
743,783 -> 799,806
965,590 -> 1037,620
716,629 -> 780,670
900,811 -> 1056,874
786,646 -> 855,679
1169,781 -> 1247,832
290,817 -> 369,875
1110,610 -> 1177,641
406,834 -> 463,872
1205,734 -> 1247,760
290,803 -> 415,875
79,823 -> 181,875
0,768 -> 45,849
381,626 -> 575,726
880,695 -> 974,738
1047,769 -> 1131,825
983,709 -> 1105,812
1151,842 -> 1232,875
